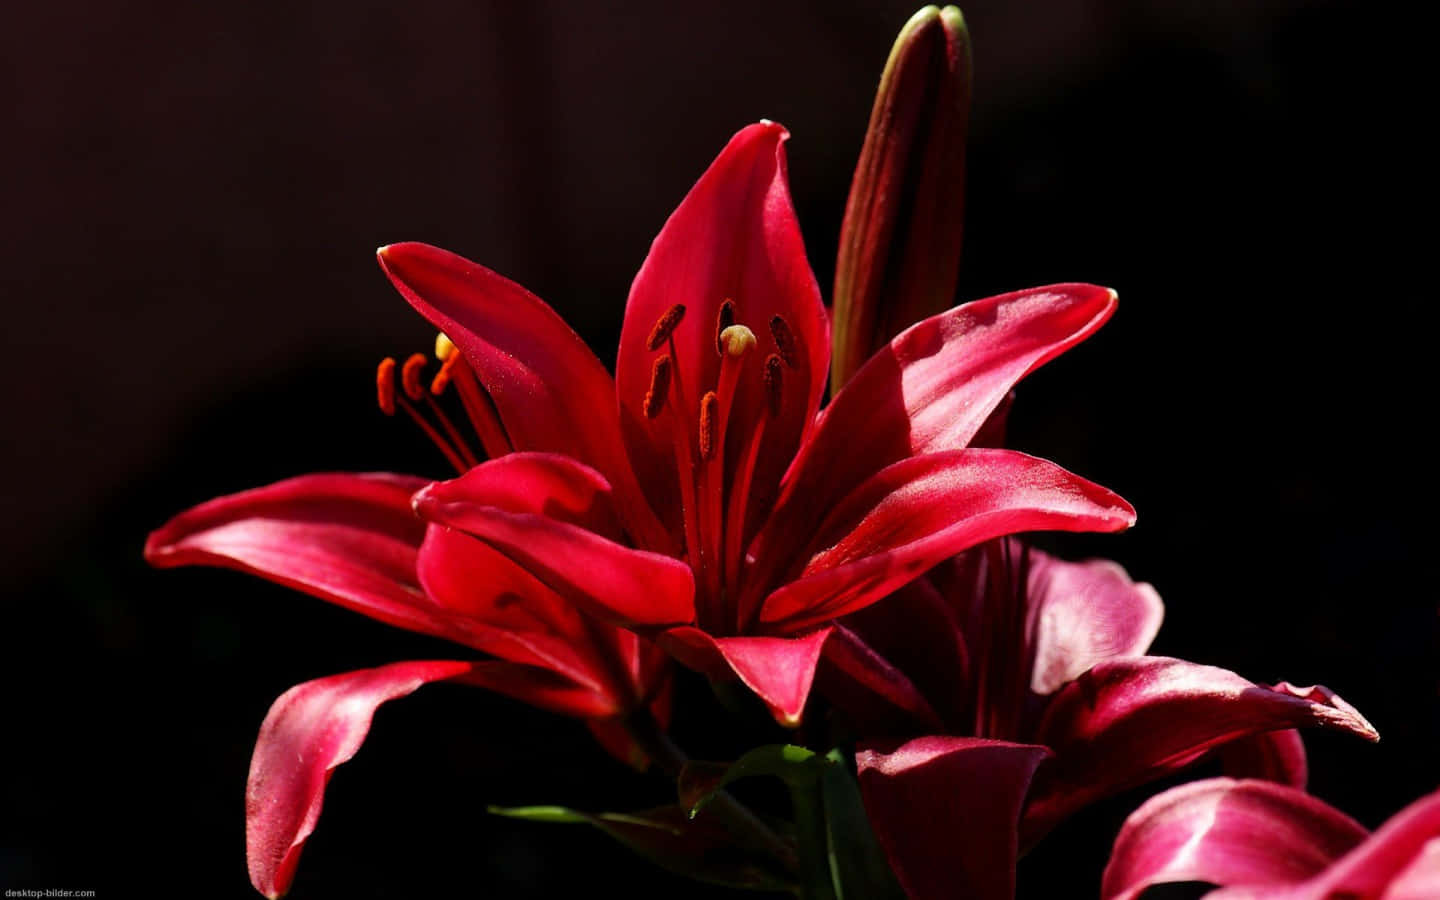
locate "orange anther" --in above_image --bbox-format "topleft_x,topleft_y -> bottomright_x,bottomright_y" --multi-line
646,304 -> 687,351
401,353 -> 427,402
376,357 -> 398,416
430,350 -> 461,396
698,391 -> 719,460
644,354 -> 672,419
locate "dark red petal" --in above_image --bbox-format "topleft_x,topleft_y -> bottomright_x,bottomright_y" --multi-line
144,472 -> 476,644
1217,729 -> 1309,789
614,122 -> 828,533
413,459 -> 695,629
377,242 -> 670,552
764,283 -> 1115,566
758,449 -> 1135,632
1027,549 -> 1164,694
246,661 -> 476,898
1023,657 -> 1379,844
1100,778 -> 1368,900
817,623 -> 945,734
658,625 -> 832,727
857,737 -> 1050,900
1287,788 -> 1440,899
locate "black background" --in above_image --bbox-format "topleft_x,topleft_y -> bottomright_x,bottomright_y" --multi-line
3,0 -> 1431,897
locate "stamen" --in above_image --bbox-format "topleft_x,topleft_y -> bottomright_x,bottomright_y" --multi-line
769,315 -> 798,368
715,300 -> 736,355
646,304 -> 687,351
763,354 -> 784,416
644,354 -> 672,419
401,353 -> 428,402
376,358 -> 397,416
698,391 -> 719,460
430,350 -> 461,396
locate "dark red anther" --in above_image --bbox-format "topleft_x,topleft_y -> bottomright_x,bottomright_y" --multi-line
698,391 -> 719,460
763,354 -> 784,416
715,299 -> 736,355
376,358 -> 397,416
401,353 -> 428,402
769,315 -> 798,368
644,354 -> 672,419
646,303 -> 687,351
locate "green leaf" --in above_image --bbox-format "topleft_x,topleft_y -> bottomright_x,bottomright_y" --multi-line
820,749 -> 906,900
680,745 -> 825,818
488,803 -> 795,892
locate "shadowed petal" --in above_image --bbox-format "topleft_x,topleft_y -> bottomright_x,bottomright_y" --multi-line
246,661 -> 477,898
615,121 -> 828,535
1028,551 -> 1164,694
758,449 -> 1135,632
659,626 -> 832,727
143,473 -> 477,642
763,283 -> 1115,566
413,459 -> 695,629
1217,729 -> 1309,789
857,737 -> 1050,900
377,242 -> 669,552
1023,657 -> 1379,844
818,622 -> 945,734
1100,778 -> 1368,900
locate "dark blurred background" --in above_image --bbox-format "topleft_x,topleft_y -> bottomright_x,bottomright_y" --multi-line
2,0 -> 1430,896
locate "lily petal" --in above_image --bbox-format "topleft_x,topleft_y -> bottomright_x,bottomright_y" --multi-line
766,283 -> 1115,563
246,661 -> 477,898
857,737 -> 1050,900
1023,657 -> 1379,844
817,622 -> 945,734
377,242 -> 670,552
413,458 -> 696,629
659,626 -> 832,727
1277,788 -> 1440,900
615,121 -> 828,536
1027,551 -> 1164,694
1217,729 -> 1309,789
143,473 -> 474,642
759,449 -> 1135,632
1100,778 -> 1368,900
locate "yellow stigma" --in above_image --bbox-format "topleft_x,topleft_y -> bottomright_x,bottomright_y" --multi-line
720,324 -> 757,358
435,332 -> 456,361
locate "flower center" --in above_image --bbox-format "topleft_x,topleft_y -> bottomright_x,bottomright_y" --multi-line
375,334 -> 511,474
641,301 -> 795,632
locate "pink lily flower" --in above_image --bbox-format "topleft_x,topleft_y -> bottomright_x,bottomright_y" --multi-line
1103,778 -> 1440,899
146,471 -> 669,895
387,120 -> 1136,727
842,538 -> 1378,900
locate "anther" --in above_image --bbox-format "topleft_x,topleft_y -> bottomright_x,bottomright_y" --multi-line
435,332 -> 456,362
646,304 -> 687,351
376,358 -> 398,416
715,300 -> 736,355
763,354 -> 784,416
401,354 -> 428,402
698,391 -> 719,460
644,354 -> 672,419
769,315 -> 798,368
430,351 -> 461,395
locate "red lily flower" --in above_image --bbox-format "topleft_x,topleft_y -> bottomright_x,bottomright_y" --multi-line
840,538 -> 1378,900
145,471 -> 670,896
1103,778 -> 1440,899
384,120 -> 1135,727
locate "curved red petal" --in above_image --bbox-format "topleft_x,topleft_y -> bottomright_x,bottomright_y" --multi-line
615,122 -> 828,535
377,242 -> 670,552
143,472 -> 478,644
1217,729 -> 1309,790
1027,549 -> 1164,695
1100,778 -> 1368,900
246,661 -> 476,898
817,623 -> 945,734
658,625 -> 832,727
1023,657 -> 1379,844
413,459 -> 696,629
763,283 -> 1115,567
1286,788 -> 1440,899
758,449 -> 1135,632
857,736 -> 1050,900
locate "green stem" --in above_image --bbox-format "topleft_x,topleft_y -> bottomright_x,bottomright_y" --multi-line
623,707 -> 799,874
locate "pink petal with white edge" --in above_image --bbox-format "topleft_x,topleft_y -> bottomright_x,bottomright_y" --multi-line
246,661 -> 476,898
659,626 -> 832,727
857,736 -> 1050,900
1027,550 -> 1163,694
1101,778 -> 1368,900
